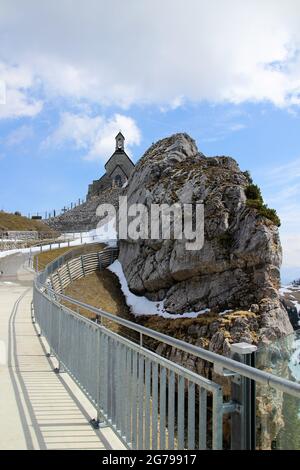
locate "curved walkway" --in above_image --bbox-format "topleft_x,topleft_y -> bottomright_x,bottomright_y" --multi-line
0,253 -> 124,450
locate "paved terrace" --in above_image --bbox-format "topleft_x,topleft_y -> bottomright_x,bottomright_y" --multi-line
0,252 -> 124,450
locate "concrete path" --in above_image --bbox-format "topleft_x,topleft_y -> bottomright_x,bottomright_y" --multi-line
0,253 -> 124,450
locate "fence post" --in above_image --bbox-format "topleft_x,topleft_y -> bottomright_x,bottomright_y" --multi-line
98,252 -> 102,270
230,342 -> 257,450
81,255 -> 85,276
54,306 -> 64,373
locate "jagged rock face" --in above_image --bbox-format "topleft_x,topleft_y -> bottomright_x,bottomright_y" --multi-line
119,133 -> 293,342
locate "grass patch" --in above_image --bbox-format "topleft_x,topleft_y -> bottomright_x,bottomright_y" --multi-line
0,210 -> 56,232
63,270 -> 138,342
34,247 -> 73,271
246,199 -> 281,226
34,242 -> 106,271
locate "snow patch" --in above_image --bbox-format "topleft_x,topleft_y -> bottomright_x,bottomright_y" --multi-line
280,286 -> 294,295
288,338 -> 300,382
291,300 -> 300,313
0,223 -> 117,260
219,309 -> 233,316
108,259 -> 210,319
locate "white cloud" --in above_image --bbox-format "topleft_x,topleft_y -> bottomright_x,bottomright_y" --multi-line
44,112 -> 141,161
281,232 -> 300,268
261,158 -> 300,268
0,1 -> 300,111
0,79 -> 5,104
268,158 -> 300,185
0,62 -> 42,119
5,125 -> 34,146
229,123 -> 246,132
44,112 -> 101,150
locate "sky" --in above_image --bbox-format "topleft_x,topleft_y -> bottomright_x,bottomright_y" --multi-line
0,0 -> 300,281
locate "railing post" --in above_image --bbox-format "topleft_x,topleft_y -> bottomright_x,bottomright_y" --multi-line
230,342 -> 257,450
54,306 -> 64,374
81,255 -> 85,276
98,252 -> 102,270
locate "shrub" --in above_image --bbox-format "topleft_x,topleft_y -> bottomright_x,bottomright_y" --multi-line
245,185 -> 281,227
14,211 -> 21,216
245,183 -> 262,201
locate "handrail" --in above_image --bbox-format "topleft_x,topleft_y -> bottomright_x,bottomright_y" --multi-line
33,245 -> 225,450
35,246 -> 300,400
33,244 -> 300,450
37,281 -> 300,399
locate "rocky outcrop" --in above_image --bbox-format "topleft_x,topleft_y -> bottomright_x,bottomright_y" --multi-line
119,133 -> 293,344
115,132 -> 293,450
45,187 -> 122,232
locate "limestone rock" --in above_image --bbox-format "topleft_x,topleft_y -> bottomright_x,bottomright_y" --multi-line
119,132 -> 292,342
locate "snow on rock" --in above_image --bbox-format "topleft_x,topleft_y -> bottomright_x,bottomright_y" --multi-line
279,286 -> 294,295
219,309 -> 233,316
288,338 -> 300,382
291,300 -> 300,314
108,259 -> 210,319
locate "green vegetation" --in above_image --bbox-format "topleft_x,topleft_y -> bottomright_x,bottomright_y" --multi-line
245,183 -> 281,227
0,210 -> 54,232
245,183 -> 261,200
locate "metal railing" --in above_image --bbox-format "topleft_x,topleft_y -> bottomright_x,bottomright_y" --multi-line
34,287 -> 223,449
33,246 -> 300,450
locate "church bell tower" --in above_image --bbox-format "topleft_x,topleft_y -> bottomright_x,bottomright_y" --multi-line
115,131 -> 125,151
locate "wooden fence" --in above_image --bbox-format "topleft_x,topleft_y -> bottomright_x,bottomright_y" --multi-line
46,246 -> 119,293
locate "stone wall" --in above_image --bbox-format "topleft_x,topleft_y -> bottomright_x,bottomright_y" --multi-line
1,230 -> 39,240
87,175 -> 111,200
45,187 -> 122,232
